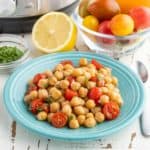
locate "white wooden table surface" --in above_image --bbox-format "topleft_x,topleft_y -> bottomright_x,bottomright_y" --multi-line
1,33 -> 150,150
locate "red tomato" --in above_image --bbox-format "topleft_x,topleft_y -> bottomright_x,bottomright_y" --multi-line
97,80 -> 105,87
97,21 -> 115,44
41,103 -> 49,113
30,99 -> 43,114
51,112 -> 68,128
64,89 -> 77,101
66,76 -> 75,85
91,59 -> 103,70
90,76 -> 98,82
88,87 -> 102,104
102,102 -> 120,120
61,60 -> 73,66
33,73 -> 46,85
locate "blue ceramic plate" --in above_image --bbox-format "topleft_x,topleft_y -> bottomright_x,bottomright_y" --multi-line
3,52 -> 145,141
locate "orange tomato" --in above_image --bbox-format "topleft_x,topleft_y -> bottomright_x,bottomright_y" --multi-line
116,0 -> 150,13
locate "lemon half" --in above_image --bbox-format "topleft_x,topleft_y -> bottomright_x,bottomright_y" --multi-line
32,12 -> 77,53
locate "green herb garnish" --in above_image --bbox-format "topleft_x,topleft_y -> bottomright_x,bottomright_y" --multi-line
0,46 -> 24,63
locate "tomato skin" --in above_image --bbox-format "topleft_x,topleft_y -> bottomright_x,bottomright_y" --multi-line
66,76 -> 75,85
102,102 -> 120,120
51,112 -> 68,128
30,99 -> 44,114
61,60 -> 73,66
90,76 -> 98,82
64,89 -> 77,101
33,73 -> 46,85
88,87 -> 102,104
91,59 -> 103,70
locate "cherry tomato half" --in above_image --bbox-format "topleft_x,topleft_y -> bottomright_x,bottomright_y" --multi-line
30,99 -> 44,114
64,89 -> 77,101
51,112 -> 68,128
91,59 -> 103,70
88,87 -> 102,104
61,60 -> 73,66
66,76 -> 75,85
97,80 -> 105,87
33,73 -> 46,85
102,102 -> 120,120
90,76 -> 98,82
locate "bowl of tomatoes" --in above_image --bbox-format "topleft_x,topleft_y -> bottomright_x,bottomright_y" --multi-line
3,51 -> 145,141
72,0 -> 150,58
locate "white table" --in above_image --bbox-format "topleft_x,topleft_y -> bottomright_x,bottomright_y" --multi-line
0,34 -> 150,150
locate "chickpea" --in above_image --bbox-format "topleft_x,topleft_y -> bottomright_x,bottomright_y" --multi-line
83,107 -> 89,114
69,119 -> 79,129
49,76 -> 57,86
72,68 -> 83,77
62,105 -> 72,116
24,94 -> 32,104
47,113 -> 54,123
112,76 -> 118,86
44,70 -> 53,77
111,94 -> 123,106
86,81 -> 96,89
105,83 -> 114,90
74,106 -> 85,115
38,79 -> 49,88
58,96 -> 65,103
50,102 -> 60,113
71,81 -> 81,91
100,95 -> 110,105
59,80 -> 69,89
63,69 -> 73,77
99,68 -> 108,75
76,76 -> 86,85
86,113 -> 94,118
54,71 -> 64,80
101,87 -> 109,94
61,101 -> 70,107
91,107 -> 101,114
70,96 -> 84,107
87,64 -> 96,69
64,64 -> 74,70
85,99 -> 96,109
84,117 -> 96,128
77,115 -> 86,125
37,111 -> 47,121
78,87 -> 88,98
55,64 -> 64,71
95,112 -> 105,123
38,89 -> 49,99
104,76 -> 112,83
88,68 -> 97,77
97,73 -> 105,80
79,58 -> 88,66
49,87 -> 62,100
105,67 -> 111,75
69,113 -> 76,120
114,88 -> 120,93
109,91 -> 119,101
29,90 -> 38,100
84,72 -> 91,80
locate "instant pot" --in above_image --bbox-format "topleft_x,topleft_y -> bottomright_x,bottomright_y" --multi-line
0,0 -> 79,33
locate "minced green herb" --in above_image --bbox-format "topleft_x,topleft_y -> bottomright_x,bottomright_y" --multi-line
0,46 -> 24,63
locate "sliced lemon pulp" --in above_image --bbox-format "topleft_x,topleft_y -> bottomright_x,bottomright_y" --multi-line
32,12 -> 77,53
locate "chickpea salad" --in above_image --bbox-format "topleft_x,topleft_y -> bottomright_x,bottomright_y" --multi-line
24,58 -> 123,129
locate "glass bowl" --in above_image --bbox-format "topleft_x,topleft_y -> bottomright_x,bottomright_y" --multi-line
0,34 -> 30,73
72,8 -> 150,58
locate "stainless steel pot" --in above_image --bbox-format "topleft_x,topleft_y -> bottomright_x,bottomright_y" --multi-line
0,0 -> 79,33
0,0 -> 79,17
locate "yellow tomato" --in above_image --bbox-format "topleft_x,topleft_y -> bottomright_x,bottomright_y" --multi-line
82,15 -> 99,31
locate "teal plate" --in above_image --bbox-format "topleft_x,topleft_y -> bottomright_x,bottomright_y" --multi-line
3,51 -> 145,141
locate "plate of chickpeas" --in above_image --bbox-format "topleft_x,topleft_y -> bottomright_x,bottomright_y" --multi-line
4,52 -> 145,141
